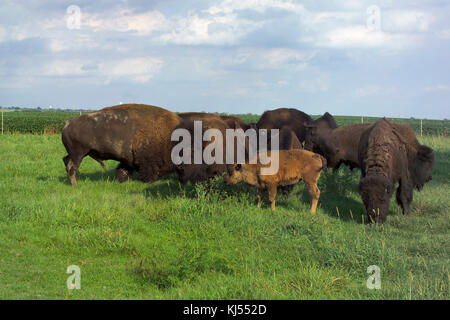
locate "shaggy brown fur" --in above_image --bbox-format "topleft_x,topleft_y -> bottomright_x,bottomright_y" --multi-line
358,118 -> 412,223
225,150 -> 326,213
305,122 -> 434,189
174,116 -> 236,183
62,104 -> 181,186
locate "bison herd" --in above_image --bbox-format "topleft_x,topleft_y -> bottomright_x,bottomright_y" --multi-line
61,104 -> 434,224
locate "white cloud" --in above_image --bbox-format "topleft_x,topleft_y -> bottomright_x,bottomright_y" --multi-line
84,9 -> 170,35
207,0 -> 305,15
7,57 -> 164,85
319,26 -> 420,49
424,84 -> 450,92
383,10 -> 432,33
436,29 -> 450,39
221,48 -> 314,70
159,0 -> 305,46
159,12 -> 261,45
108,57 -> 164,83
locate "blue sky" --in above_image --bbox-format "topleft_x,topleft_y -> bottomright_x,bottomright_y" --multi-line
1,0 -> 449,119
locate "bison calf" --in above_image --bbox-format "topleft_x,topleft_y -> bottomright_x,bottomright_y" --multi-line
225,150 -> 326,213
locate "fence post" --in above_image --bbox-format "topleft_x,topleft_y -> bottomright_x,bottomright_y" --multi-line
420,119 -> 423,137
361,116 -> 364,124
80,109 -> 82,116
1,108 -> 3,135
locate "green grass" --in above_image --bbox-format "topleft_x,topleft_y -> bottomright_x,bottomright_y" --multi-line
0,133 -> 448,299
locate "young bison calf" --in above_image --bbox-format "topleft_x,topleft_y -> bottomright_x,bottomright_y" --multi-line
225,150 -> 326,213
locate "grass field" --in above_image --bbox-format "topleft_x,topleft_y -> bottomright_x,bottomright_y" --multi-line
0,130 -> 448,299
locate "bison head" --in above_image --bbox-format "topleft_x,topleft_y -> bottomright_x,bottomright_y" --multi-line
177,163 -> 227,184
359,175 -> 394,224
410,145 -> 434,191
224,164 -> 244,185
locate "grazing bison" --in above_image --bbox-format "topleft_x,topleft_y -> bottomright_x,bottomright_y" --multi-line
62,104 -> 181,186
357,118 -> 434,223
173,116 -> 238,183
225,150 -> 326,213
305,121 -> 435,185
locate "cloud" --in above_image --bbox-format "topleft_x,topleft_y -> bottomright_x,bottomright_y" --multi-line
159,12 -> 262,45
2,56 -> 164,86
108,57 -> 164,83
221,47 -> 314,70
84,9 -> 170,35
383,10 -> 432,33
424,84 -> 450,92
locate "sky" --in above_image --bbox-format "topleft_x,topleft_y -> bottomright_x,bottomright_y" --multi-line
0,0 -> 450,119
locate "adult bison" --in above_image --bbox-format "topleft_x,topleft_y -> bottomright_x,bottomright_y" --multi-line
358,119 -> 416,223
256,108 -> 337,147
173,115 -> 240,183
256,108 -> 312,145
179,112 -> 250,130
304,123 -> 370,170
305,121 -> 435,186
62,104 -> 182,186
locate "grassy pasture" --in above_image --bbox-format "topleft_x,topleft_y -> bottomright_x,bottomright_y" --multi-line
0,122 -> 448,299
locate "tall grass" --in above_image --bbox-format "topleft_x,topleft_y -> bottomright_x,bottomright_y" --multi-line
0,134 -> 448,299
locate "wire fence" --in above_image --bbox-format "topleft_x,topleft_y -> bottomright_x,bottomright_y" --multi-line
1,109 -> 449,137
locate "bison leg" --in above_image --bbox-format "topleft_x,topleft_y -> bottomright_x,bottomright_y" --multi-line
115,163 -> 133,183
268,184 -> 277,211
306,182 -> 320,214
396,179 -> 413,216
138,166 -> 158,183
256,189 -> 264,208
63,154 -> 83,186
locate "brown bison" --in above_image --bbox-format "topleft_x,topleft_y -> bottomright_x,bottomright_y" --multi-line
305,121 -> 435,189
225,150 -> 326,213
62,104 -> 182,186
358,118 -> 434,223
256,108 -> 337,147
179,112 -> 250,130
256,108 -> 312,145
173,116 -> 237,183
305,123 -> 370,170
220,115 -> 251,131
